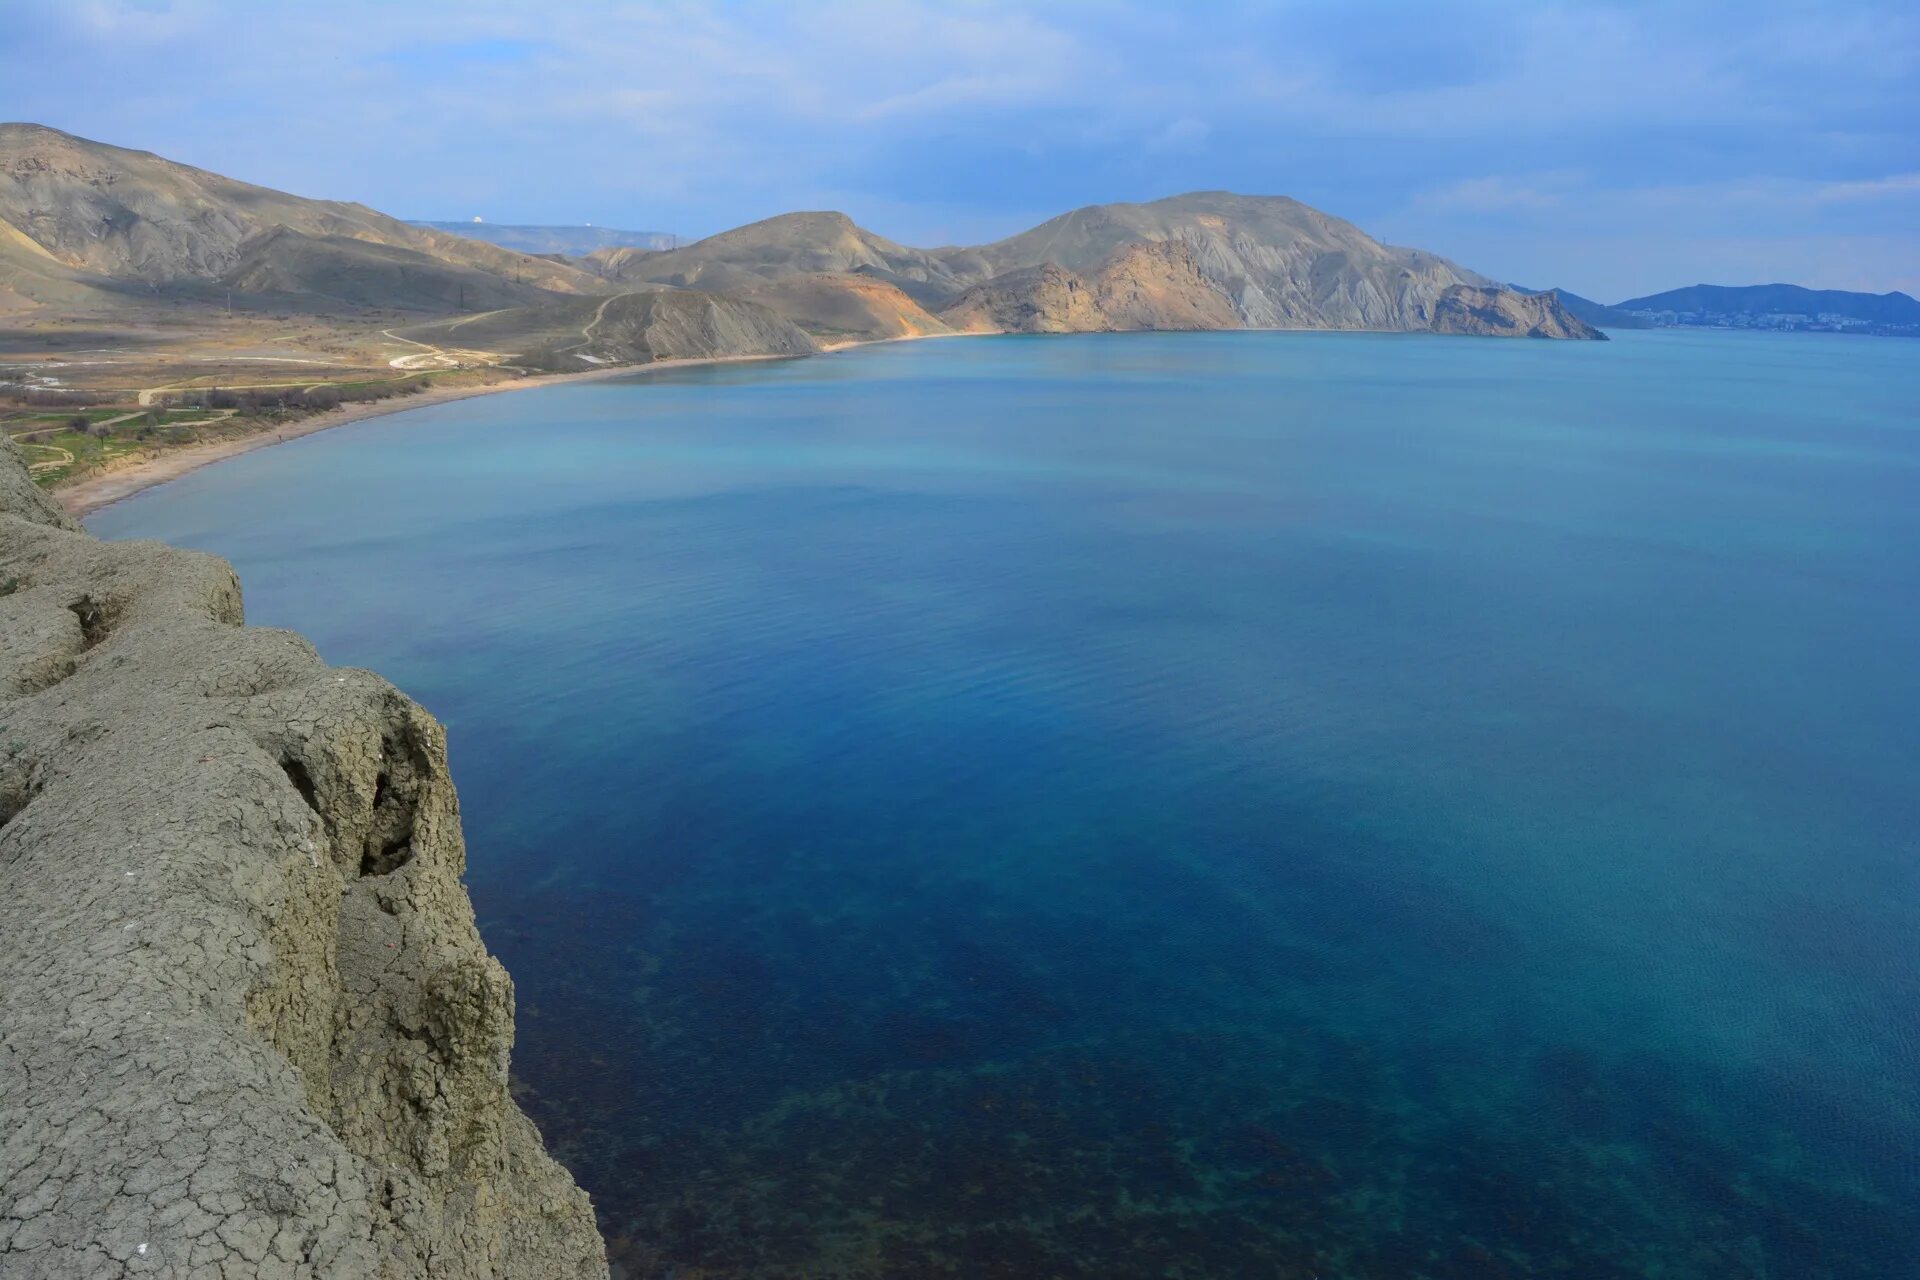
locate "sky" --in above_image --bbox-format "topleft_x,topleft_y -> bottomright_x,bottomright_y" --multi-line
3,0 -> 1916,301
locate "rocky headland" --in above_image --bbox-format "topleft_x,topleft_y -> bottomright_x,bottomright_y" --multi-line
0,436 -> 608,1278
1429,285 -> 1606,340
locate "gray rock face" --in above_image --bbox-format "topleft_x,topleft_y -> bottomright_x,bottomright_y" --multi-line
0,437 -> 608,1278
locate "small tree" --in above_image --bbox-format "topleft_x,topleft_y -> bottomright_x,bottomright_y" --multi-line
67,414 -> 89,432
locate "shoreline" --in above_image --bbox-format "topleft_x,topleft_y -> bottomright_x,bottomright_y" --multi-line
54,349 -> 817,519
54,322 -> 1539,518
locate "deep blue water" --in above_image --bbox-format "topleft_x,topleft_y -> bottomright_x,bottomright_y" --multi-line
94,330 -> 1920,1278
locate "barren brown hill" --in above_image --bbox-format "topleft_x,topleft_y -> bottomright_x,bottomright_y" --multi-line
595,210 -> 968,305
221,227 -> 559,314
598,193 -> 1593,339
944,191 -> 1494,330
0,123 -> 607,309
396,289 -> 818,370
0,125 -> 1600,343
729,272 -> 952,342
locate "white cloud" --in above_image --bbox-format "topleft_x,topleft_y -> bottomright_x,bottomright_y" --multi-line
3,0 -> 1915,295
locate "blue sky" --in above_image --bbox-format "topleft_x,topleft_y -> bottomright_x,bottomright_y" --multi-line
4,1 -> 1916,300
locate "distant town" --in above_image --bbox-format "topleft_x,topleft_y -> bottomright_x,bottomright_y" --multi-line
1625,308 -> 1919,337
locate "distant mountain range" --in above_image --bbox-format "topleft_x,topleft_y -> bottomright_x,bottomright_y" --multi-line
408,221 -> 677,257
587,194 -> 1598,340
0,121 -> 1628,359
1611,284 -> 1920,335
1507,282 -> 1917,336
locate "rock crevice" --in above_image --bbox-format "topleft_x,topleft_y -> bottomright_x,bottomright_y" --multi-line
0,436 -> 608,1278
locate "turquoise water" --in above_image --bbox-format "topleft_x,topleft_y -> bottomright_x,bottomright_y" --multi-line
94,330 -> 1919,1278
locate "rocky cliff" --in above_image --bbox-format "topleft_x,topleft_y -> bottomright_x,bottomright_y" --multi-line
941,240 -> 1239,335
1428,285 -> 1607,340
0,437 -> 608,1278
940,263 -> 1108,334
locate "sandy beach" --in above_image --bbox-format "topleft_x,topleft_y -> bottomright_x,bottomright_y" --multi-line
54,350 -> 814,519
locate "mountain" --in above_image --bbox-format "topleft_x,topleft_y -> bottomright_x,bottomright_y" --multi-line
0,124 -> 1599,342
1510,284 -> 1651,329
1430,286 -> 1606,339
1613,283 -> 1920,333
601,193 -> 1593,340
596,210 -> 968,303
0,208 -> 100,309
0,123 -> 606,308
727,273 -> 952,341
941,239 -> 1239,334
409,221 -> 677,256
220,226 -> 557,313
394,289 -> 818,370
941,191 -> 1496,331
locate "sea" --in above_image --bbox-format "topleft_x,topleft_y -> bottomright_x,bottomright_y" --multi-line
93,329 -> 1920,1278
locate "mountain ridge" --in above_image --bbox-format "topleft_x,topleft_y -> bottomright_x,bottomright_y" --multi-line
0,123 -> 1599,343
0,122 -> 608,307
409,220 -> 677,256
1613,283 -> 1920,331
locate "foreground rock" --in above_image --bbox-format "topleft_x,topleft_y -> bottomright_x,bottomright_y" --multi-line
0,437 -> 607,1277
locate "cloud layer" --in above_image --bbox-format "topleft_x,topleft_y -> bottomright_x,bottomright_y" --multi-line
5,0 -> 1916,298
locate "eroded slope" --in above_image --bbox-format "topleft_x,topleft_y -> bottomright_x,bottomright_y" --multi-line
0,437 -> 608,1278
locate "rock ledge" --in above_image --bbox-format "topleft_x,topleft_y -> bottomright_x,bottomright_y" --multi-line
0,437 -> 608,1278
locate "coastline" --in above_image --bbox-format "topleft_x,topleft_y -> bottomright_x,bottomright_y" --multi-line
55,349 -> 815,519
53,321 -> 1592,519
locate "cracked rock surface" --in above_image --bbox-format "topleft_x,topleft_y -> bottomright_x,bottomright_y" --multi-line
0,438 -> 608,1278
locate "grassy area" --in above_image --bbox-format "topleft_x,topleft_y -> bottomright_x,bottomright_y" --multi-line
8,421 -> 164,485
3,360 -> 549,491
5,406 -> 133,424
5,378 -> 439,487
2,368 -> 516,488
